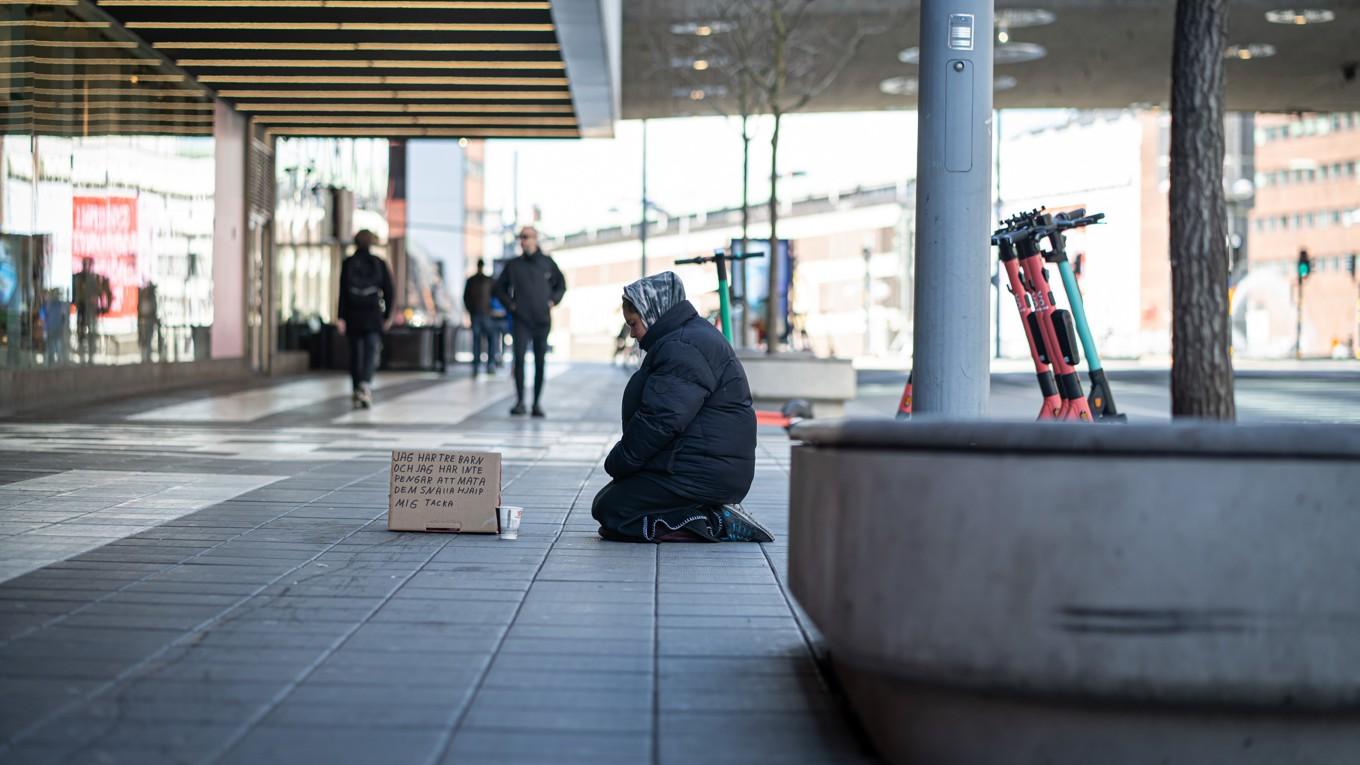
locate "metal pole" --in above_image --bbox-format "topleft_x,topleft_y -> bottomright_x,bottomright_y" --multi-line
863,245 -> 873,356
912,0 -> 994,417
994,108 -> 1003,359
1296,272 -> 1303,360
640,119 -> 648,279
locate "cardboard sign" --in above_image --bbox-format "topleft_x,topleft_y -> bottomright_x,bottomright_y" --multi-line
388,449 -> 501,533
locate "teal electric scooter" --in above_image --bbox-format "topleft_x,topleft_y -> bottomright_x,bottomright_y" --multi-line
1036,209 -> 1125,421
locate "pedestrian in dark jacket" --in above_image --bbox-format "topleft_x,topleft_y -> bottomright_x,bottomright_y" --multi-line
337,230 -> 395,409
462,258 -> 499,376
592,272 -> 773,543
493,226 -> 566,417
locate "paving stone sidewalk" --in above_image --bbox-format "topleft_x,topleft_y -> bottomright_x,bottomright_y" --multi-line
0,365 -> 877,764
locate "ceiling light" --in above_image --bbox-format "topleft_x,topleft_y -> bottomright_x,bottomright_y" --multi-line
995,75 -> 1018,91
1265,9 -> 1335,24
155,41 -> 559,52
7,99 -> 216,110
234,102 -> 573,113
251,114 -> 574,125
692,59 -> 710,71
670,21 -> 733,36
103,1 -> 548,7
995,41 -> 1046,64
1225,43 -> 1277,60
129,21 -> 554,31
0,39 -> 138,48
0,20 -> 110,28
263,126 -> 579,137
996,29 -> 1010,43
175,58 -> 564,70
34,87 -> 206,97
2,56 -> 162,67
458,137 -> 469,147
897,47 -> 919,64
671,86 -> 726,100
994,9 -> 1056,28
878,76 -> 917,96
129,75 -> 140,84
196,75 -> 567,86
216,89 -> 572,100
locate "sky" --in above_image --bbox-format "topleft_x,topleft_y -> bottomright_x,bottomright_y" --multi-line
482,109 -> 1075,239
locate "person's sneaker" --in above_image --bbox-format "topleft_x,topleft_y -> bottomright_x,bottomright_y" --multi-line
509,402 -> 527,416
531,405 -> 546,418
351,391 -> 363,410
357,386 -> 373,409
715,504 -> 775,543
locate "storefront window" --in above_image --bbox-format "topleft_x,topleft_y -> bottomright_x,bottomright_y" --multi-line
0,3 -> 217,369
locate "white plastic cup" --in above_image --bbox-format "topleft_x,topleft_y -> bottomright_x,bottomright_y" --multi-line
498,506 -> 523,540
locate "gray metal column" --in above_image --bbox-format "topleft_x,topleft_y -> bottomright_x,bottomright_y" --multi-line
911,0 -> 994,417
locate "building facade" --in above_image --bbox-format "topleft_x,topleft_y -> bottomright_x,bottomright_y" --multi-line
1246,113 -> 1360,358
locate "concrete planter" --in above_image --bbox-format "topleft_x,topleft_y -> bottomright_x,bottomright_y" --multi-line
788,419 -> 1360,763
737,351 -> 856,417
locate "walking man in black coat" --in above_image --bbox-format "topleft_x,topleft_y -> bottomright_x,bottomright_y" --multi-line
493,226 -> 566,417
336,230 -> 395,409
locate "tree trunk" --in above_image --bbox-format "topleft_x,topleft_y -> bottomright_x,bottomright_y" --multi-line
766,110 -> 782,355
739,112 -> 751,348
1169,0 -> 1234,419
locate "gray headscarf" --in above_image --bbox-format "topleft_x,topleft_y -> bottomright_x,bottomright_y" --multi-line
622,271 -> 686,328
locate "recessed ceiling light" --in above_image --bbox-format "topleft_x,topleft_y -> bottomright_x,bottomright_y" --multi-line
692,59 -> 710,71
1225,43 -> 1277,60
994,9 -> 1056,28
995,41 -> 1046,64
996,30 -> 1010,43
1265,9 -> 1335,24
670,21 -> 733,36
879,76 -> 917,96
672,86 -> 726,100
458,137 -> 469,147
897,47 -> 919,65
995,75 -> 1018,91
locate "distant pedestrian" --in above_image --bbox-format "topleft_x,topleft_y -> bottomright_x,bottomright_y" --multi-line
591,272 -> 772,543
336,230 -> 395,409
493,226 -> 566,417
462,258 -> 499,377
71,258 -> 112,364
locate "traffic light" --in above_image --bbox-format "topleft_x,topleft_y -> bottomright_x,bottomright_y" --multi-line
1297,249 -> 1312,280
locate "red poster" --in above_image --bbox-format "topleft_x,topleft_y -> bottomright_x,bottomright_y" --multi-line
72,196 -> 138,320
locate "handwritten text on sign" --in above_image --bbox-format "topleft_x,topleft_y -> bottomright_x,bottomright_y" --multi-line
390,451 -> 492,510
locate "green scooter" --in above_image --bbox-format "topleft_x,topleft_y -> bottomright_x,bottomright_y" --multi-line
675,248 -> 763,344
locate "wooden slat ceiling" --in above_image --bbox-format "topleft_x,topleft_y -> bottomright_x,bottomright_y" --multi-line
2,2 -> 218,138
93,0 -> 580,138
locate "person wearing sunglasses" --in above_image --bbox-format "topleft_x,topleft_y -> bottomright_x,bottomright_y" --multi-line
492,226 -> 566,417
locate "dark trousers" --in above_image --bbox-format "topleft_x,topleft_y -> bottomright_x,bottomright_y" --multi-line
512,323 -> 550,405
348,331 -> 381,392
591,474 -> 720,543
470,314 -> 500,373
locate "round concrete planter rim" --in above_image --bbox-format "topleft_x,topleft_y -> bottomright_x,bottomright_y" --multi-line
789,419 -> 1360,460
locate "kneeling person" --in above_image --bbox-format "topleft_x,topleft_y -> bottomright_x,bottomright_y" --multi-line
592,272 -> 773,543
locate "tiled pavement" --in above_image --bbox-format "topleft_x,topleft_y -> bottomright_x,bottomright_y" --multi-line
0,365 -> 877,764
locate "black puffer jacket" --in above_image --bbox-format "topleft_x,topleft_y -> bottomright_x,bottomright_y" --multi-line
604,301 -> 756,503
